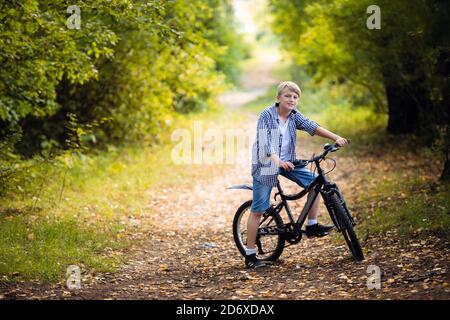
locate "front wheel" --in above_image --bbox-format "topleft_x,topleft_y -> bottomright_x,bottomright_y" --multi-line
232,200 -> 285,262
329,194 -> 364,261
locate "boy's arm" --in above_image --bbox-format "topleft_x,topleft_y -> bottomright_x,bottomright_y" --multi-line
313,126 -> 349,146
293,111 -> 319,136
292,111 -> 348,146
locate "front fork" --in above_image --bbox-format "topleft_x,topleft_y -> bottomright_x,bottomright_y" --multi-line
321,182 -> 356,231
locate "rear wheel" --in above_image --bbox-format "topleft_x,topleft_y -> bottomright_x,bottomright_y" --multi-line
232,200 -> 285,261
329,194 -> 364,261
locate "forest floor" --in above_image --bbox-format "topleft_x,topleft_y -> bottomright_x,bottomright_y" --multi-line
1,50 -> 449,301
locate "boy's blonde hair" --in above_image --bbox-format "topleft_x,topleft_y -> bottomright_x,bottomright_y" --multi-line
277,81 -> 301,98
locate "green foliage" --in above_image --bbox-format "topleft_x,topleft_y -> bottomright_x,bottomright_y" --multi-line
0,0 -> 250,203
0,0 -> 118,125
0,127 -> 23,196
319,104 -> 387,138
269,0 -> 450,178
269,0 -> 449,131
205,0 -> 251,85
0,1 -> 250,281
0,0 -> 248,155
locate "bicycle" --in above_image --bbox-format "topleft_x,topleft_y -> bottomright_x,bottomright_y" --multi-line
229,143 -> 364,262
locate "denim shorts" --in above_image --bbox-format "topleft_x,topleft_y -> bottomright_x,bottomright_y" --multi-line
251,166 -> 317,213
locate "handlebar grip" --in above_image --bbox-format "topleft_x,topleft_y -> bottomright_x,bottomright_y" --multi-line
335,139 -> 351,147
333,139 -> 350,149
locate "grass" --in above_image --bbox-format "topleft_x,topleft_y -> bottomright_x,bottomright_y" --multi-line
369,184 -> 449,236
0,215 -> 127,282
355,170 -> 450,239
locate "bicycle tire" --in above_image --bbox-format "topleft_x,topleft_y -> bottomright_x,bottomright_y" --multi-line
329,194 -> 364,261
232,200 -> 285,261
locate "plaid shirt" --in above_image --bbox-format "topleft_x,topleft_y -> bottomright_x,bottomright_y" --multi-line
251,103 -> 319,186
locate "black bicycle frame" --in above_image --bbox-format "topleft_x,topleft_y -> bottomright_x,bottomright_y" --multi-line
268,160 -> 334,233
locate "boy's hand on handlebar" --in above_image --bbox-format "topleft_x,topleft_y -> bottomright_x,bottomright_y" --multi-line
279,160 -> 295,171
334,136 -> 350,147
270,154 -> 294,171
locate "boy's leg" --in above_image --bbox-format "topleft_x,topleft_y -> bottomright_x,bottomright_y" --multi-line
245,212 -> 265,268
245,177 -> 272,268
248,177 -> 272,249
306,190 -> 321,221
280,166 -> 334,236
246,211 -> 263,251
279,165 -> 319,218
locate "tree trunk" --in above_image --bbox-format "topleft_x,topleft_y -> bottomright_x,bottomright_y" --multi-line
384,83 -> 421,134
441,154 -> 450,181
381,52 -> 436,142
439,121 -> 450,182
437,50 -> 450,181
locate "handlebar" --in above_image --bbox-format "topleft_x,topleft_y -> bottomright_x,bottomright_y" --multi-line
292,141 -> 349,167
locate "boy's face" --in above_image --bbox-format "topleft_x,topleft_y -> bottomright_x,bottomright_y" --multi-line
277,88 -> 300,112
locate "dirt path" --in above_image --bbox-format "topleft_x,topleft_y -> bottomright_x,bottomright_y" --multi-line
1,51 -> 449,301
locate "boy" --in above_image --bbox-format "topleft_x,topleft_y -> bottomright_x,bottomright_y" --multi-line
246,81 -> 349,269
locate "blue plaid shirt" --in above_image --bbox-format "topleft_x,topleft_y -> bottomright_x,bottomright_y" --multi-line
251,103 -> 319,187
